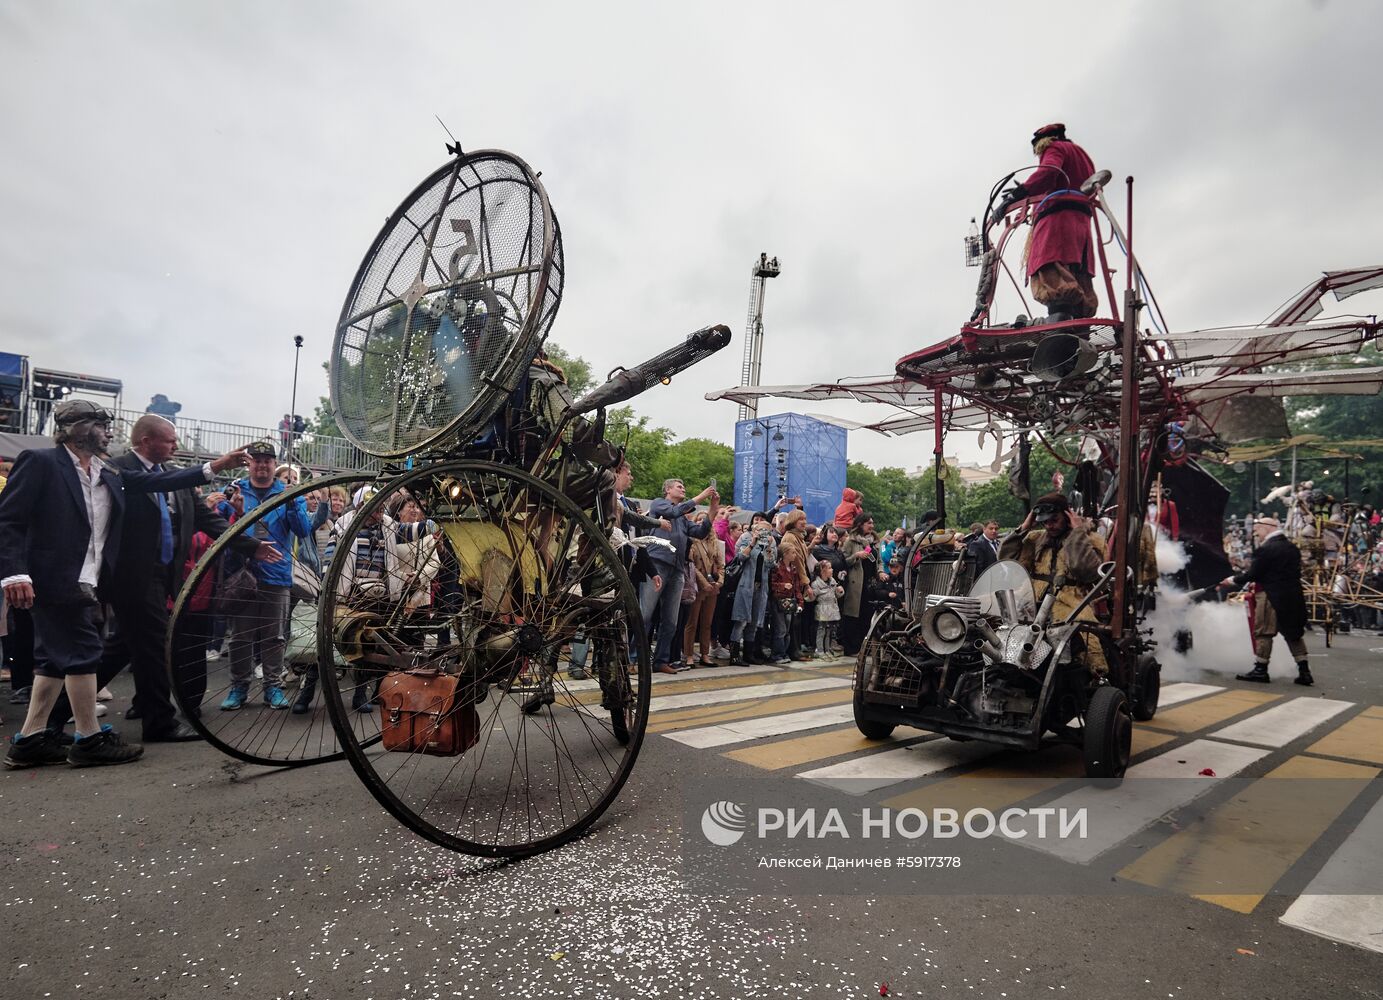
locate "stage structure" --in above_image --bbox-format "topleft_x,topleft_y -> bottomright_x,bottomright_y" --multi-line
735,411 -> 846,525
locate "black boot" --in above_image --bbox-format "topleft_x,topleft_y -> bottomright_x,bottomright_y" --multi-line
746,643 -> 765,665
292,673 -> 317,715
728,641 -> 744,666
1294,660 -> 1314,687
1236,663 -> 1271,683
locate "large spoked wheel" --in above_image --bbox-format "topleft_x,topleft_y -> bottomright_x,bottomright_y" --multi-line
166,473 -> 369,767
319,461 -> 651,858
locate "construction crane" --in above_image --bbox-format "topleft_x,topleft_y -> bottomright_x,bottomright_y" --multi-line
736,252 -> 781,423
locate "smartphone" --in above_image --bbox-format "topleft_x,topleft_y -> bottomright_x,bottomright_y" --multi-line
709,477 -> 717,492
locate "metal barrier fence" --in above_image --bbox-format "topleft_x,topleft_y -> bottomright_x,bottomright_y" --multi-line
112,409 -> 382,475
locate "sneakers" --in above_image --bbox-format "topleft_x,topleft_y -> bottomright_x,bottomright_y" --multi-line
263,686 -> 291,710
568,667 -> 589,681
710,645 -> 731,659
96,687 -> 114,701
9,685 -> 31,705
67,727 -> 143,768
5,729 -> 70,769
220,684 -> 249,711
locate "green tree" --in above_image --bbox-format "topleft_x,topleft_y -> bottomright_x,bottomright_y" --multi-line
543,341 -> 594,397
651,437 -> 734,500
604,405 -> 673,497
307,363 -> 344,439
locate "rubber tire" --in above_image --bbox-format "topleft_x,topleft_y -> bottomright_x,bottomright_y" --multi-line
1131,656 -> 1161,722
852,646 -> 895,741
1083,685 -> 1132,780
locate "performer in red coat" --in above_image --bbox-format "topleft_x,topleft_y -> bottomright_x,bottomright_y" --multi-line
996,124 -> 1100,320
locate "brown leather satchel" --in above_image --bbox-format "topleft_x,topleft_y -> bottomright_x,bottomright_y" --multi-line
377,670 -> 479,757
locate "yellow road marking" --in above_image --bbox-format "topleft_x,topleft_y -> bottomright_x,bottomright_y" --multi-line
1143,689 -> 1280,734
1305,713 -> 1383,765
1359,705 -> 1383,720
723,728 -> 918,770
1118,755 -> 1379,913
647,688 -> 852,733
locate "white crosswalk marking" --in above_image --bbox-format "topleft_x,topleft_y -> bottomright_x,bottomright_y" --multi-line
1156,682 -> 1225,708
797,739 -> 1000,794
663,704 -> 857,749
1280,794 -> 1383,954
1010,739 -> 1272,863
650,677 -> 850,713
1213,697 -> 1355,748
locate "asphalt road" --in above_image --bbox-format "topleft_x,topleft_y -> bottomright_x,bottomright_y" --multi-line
3,624 -> 1382,1000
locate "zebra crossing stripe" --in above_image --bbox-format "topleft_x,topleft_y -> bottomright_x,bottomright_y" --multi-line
796,739 -> 1002,795
1155,682 -> 1225,708
648,677 -> 850,713
662,705 -> 858,749
880,729 -> 1178,815
1280,793 -> 1383,954
648,689 -> 851,734
1143,689 -> 1281,734
1118,755 -> 1379,912
1009,739 -> 1272,864
1212,697 -> 1354,748
561,663 -> 783,693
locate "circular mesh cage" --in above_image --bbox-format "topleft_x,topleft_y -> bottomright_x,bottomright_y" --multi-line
331,150 -> 564,458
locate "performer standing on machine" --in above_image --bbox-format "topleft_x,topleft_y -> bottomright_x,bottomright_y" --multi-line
993,123 -> 1100,321
1222,516 -> 1313,686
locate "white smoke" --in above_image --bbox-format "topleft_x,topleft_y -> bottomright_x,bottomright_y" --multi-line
1143,538 -> 1258,681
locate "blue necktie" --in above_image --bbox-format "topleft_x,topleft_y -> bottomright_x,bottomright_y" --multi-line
153,464 -> 173,565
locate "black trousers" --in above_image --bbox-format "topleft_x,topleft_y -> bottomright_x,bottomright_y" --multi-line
3,606 -> 35,690
77,580 -> 181,736
170,609 -> 212,713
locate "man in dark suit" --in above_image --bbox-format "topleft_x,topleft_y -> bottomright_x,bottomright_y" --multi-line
1223,516 -> 1313,686
0,402 -> 245,767
92,415 -> 276,740
966,519 -> 1001,576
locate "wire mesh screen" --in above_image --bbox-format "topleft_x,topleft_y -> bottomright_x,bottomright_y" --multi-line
332,150 -> 564,457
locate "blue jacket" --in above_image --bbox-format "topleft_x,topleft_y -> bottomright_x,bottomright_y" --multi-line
646,497 -> 711,572
233,477 -> 312,587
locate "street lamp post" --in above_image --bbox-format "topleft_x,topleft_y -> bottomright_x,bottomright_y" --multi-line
748,417 -> 785,511
288,335 -> 304,466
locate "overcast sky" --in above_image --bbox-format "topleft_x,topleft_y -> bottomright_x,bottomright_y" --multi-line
2,0 -> 1380,472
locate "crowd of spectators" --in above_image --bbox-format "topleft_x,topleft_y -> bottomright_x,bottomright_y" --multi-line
0,406 -> 406,769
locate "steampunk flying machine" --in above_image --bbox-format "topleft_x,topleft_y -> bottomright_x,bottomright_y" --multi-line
709,142 -> 1383,777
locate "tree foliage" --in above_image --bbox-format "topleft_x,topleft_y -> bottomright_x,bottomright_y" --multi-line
543,341 -> 594,397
